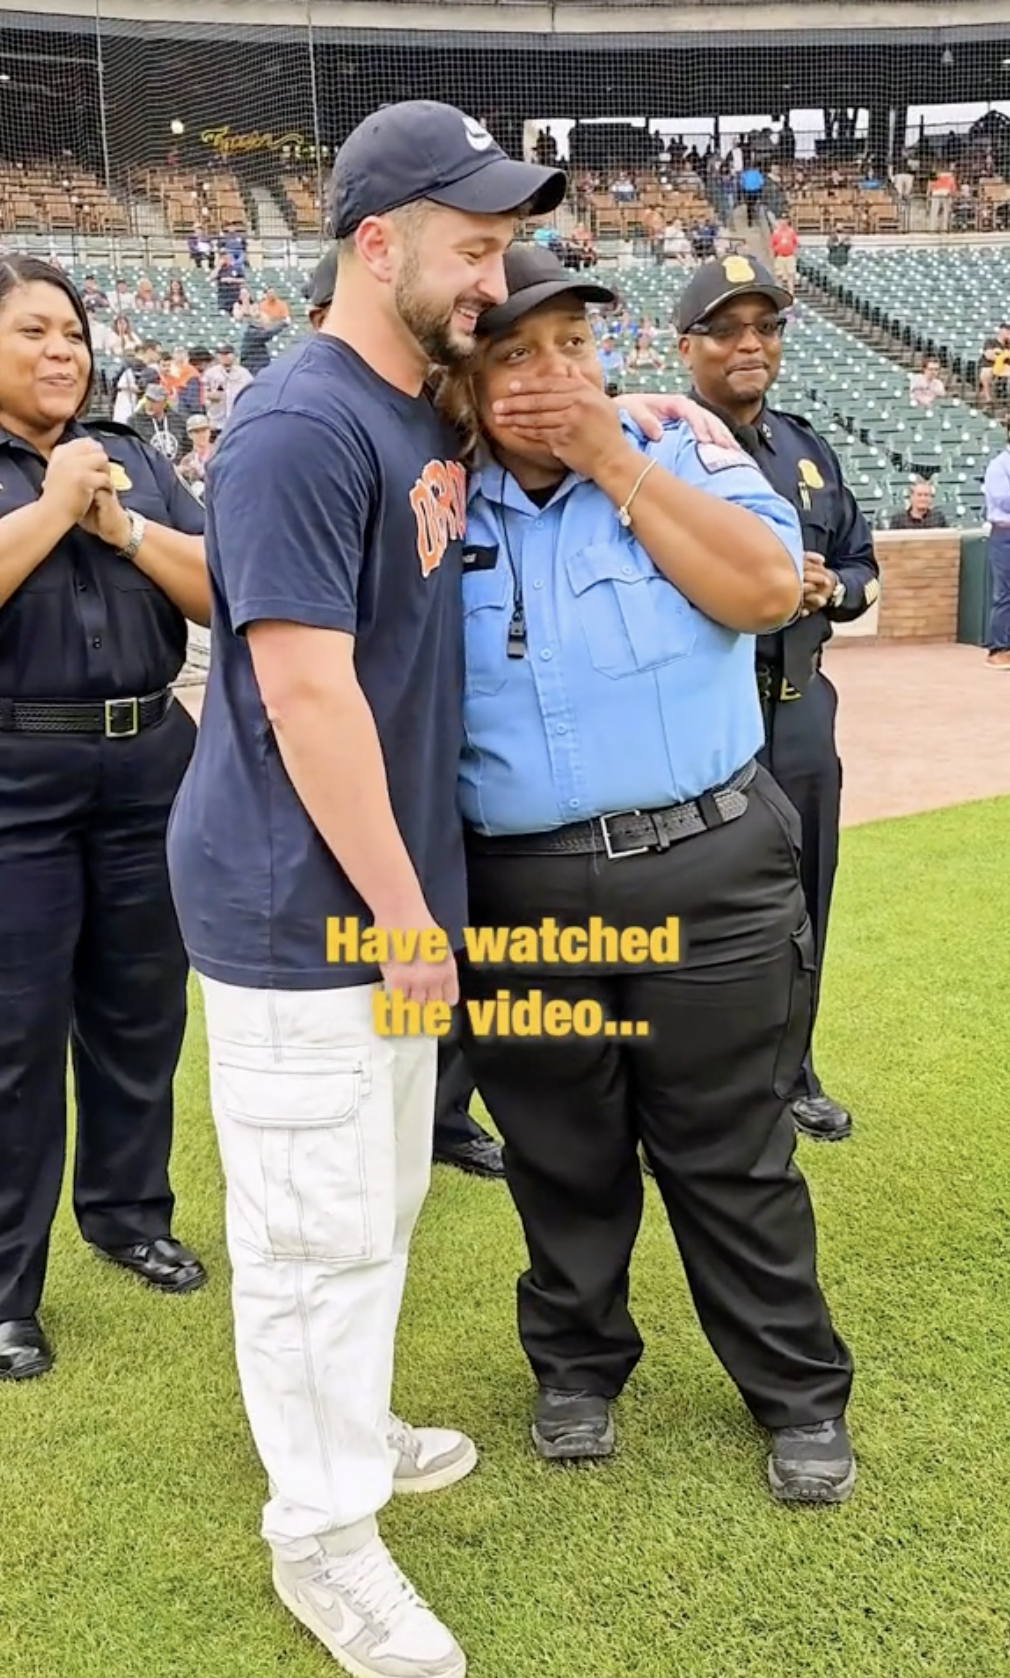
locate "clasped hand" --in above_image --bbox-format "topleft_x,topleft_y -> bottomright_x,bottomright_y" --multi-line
40,437 -> 131,549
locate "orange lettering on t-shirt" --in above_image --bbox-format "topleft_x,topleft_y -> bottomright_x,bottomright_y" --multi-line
409,458 -> 469,578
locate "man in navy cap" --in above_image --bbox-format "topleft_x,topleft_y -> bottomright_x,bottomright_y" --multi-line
676,255 -> 880,1144
169,100 -> 564,1678
303,242 -> 505,1182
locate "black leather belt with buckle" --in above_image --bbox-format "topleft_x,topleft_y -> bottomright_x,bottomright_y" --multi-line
466,760 -> 756,859
0,689 -> 172,737
756,657 -> 821,704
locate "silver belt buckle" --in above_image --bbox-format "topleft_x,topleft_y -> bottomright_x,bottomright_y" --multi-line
598,810 -> 650,861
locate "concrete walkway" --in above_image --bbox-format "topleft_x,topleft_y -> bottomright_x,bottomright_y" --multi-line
174,640 -> 1010,830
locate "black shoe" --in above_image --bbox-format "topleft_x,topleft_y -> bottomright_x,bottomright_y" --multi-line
94,1236 -> 207,1294
0,1316 -> 53,1381
792,1093 -> 852,1142
532,1387 -> 614,1461
768,1417 -> 856,1504
433,1136 -> 505,1179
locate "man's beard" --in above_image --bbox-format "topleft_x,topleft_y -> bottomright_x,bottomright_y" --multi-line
395,252 -> 479,370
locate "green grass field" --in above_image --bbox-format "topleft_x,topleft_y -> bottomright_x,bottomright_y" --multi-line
2,799 -> 1009,1678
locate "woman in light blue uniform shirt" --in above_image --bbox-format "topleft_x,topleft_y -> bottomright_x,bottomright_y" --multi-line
442,245 -> 855,1505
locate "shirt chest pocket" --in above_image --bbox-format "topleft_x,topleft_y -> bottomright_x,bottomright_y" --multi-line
564,541 -> 696,679
462,562 -> 512,698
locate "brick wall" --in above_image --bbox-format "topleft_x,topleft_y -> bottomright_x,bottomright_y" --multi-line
872,530 -> 962,642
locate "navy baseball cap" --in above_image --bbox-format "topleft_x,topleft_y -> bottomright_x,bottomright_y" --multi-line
329,101 -> 566,239
305,247 -> 337,310
477,245 -> 617,339
677,254 -> 792,334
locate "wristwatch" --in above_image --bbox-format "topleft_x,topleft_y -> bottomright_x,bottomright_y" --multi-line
115,509 -> 147,562
829,574 -> 846,609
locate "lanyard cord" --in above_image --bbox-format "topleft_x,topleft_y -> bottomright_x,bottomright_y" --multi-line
500,509 -> 528,659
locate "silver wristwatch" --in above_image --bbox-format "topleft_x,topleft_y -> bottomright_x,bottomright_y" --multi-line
116,509 -> 147,562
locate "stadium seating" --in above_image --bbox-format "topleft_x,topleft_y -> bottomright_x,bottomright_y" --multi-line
800,243 -> 1010,382
72,252 -> 999,528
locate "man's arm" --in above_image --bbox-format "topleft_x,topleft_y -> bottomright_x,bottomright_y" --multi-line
820,447 -> 881,622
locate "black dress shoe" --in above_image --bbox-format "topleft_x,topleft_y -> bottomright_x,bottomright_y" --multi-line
433,1136 -> 505,1179
792,1093 -> 852,1142
0,1316 -> 53,1381
768,1417 -> 856,1504
532,1387 -> 614,1461
94,1236 -> 207,1294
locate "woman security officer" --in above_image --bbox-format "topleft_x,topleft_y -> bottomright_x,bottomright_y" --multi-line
0,256 -> 210,1382
443,246 -> 856,1504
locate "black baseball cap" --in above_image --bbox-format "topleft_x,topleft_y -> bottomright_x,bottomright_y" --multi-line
476,245 -> 617,339
305,247 -> 337,311
329,101 -> 566,240
677,254 -> 792,334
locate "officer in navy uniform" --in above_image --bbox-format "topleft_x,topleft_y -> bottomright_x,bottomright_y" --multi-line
677,255 -> 880,1143
0,256 -> 209,1382
447,246 -> 855,1503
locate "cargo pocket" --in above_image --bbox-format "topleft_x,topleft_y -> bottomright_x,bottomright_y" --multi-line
771,920 -> 817,1100
216,1058 -> 371,1265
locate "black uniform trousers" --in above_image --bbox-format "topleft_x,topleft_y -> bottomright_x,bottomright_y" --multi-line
459,764 -> 852,1430
0,701 -> 195,1320
434,1032 -> 487,1150
758,671 -> 842,1102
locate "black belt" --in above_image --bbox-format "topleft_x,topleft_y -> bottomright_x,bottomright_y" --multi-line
466,760 -> 756,859
756,655 -> 821,704
0,689 -> 172,737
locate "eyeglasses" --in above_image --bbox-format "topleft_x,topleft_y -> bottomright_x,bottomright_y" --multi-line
688,317 -> 787,344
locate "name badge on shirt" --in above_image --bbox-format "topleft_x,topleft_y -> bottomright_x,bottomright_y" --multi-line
462,544 -> 499,572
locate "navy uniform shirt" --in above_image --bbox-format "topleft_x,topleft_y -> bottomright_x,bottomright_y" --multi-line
0,417 -> 203,700
460,418 -> 804,835
167,334 -> 468,991
692,395 -> 880,692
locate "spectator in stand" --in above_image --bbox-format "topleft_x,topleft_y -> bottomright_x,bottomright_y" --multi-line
155,350 -> 182,400
112,277 -> 135,313
664,218 -> 692,262
690,219 -> 719,260
187,227 -> 213,269
739,163 -> 766,226
134,277 -> 160,313
218,223 -> 248,279
770,216 -> 799,291
111,338 -> 161,425
239,309 -> 289,376
826,230 -> 852,269
978,325 -> 1010,405
177,414 -> 215,490
909,356 -> 946,409
80,274 -> 109,313
610,173 -> 636,203
231,284 -> 257,323
164,277 -> 189,314
597,333 -> 625,394
258,287 -> 290,324
889,479 -> 948,530
130,383 -> 189,464
214,250 -> 242,317
106,313 -> 140,359
203,342 -> 253,437
928,168 -> 956,233
173,346 -> 213,419
891,159 -> 915,199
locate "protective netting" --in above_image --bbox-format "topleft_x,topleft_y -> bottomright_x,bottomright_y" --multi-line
1,3 -> 1009,535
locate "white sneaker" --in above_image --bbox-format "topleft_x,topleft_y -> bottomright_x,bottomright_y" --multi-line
389,1414 -> 478,1496
273,1532 -> 466,1678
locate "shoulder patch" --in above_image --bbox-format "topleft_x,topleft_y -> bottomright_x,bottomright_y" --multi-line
696,441 -> 753,474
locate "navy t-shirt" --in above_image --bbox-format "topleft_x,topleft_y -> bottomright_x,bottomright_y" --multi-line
167,334 -> 468,990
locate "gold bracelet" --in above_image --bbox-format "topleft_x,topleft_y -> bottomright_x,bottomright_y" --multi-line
616,456 -> 657,528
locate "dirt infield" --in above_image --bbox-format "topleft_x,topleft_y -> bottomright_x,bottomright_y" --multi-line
174,640 -> 1010,830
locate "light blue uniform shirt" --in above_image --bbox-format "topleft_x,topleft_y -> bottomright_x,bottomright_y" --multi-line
459,419 -> 804,836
